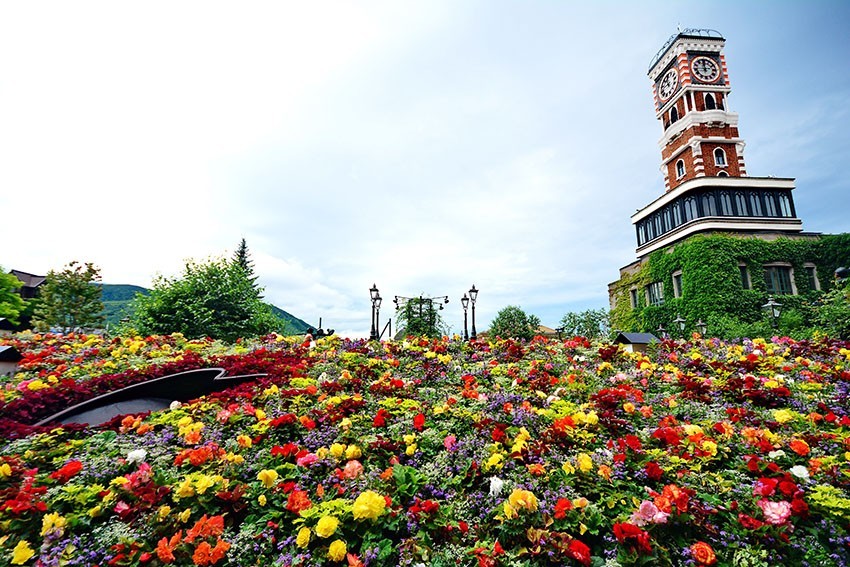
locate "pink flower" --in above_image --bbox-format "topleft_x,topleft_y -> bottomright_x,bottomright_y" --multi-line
444,435 -> 457,451
342,460 -> 364,479
630,500 -> 669,526
296,453 -> 319,467
757,499 -> 791,525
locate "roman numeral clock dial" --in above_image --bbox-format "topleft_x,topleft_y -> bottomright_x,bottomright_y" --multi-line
691,56 -> 720,83
657,67 -> 678,101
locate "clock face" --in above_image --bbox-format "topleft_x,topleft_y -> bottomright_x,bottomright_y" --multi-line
658,67 -> 679,101
691,56 -> 720,83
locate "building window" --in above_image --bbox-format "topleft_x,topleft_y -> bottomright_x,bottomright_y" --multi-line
778,194 -> 793,217
630,288 -> 639,308
714,148 -> 727,167
764,192 -> 778,217
739,265 -> 750,290
676,159 -> 685,179
670,107 -> 679,123
672,203 -> 683,226
719,191 -> 733,215
749,193 -> 763,216
764,265 -> 795,295
734,192 -> 748,215
672,271 -> 683,298
683,196 -> 698,222
705,93 -> 716,110
805,264 -> 820,291
718,171 -> 729,177
647,281 -> 664,306
701,193 -> 717,216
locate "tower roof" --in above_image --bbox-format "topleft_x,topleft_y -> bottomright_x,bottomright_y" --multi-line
649,28 -> 724,71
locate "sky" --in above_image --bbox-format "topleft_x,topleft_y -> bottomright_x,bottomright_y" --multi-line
2,1 -> 849,338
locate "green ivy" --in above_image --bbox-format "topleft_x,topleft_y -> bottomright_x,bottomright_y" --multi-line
610,233 -> 850,338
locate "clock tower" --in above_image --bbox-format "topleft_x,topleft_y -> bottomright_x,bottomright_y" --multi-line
649,29 -> 744,191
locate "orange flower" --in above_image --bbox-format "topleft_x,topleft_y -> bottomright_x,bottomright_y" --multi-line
156,531 -> 182,563
789,439 -> 810,456
185,515 -> 224,543
690,541 -> 717,565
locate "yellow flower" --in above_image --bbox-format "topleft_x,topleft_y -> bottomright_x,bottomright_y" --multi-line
10,540 -> 35,565
0,463 -> 13,478
176,477 -> 195,498
178,508 -> 192,523
345,445 -> 361,460
403,434 -> 416,445
195,474 -> 215,494
257,469 -> 279,488
485,453 -> 504,470
296,527 -> 311,548
405,444 -> 417,456
503,501 -> 518,519
315,515 -> 339,538
237,435 -> 252,448
772,409 -> 796,424
623,402 -> 636,413
561,461 -> 575,475
507,488 -> 539,512
40,512 -> 66,536
329,443 -> 346,458
328,539 -> 347,562
702,440 -> 718,457
157,505 -> 171,520
352,490 -> 386,521
258,494 -> 267,506
576,453 -> 594,473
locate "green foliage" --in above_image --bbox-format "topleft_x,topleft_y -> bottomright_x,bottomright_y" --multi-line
811,278 -> 850,339
0,268 -> 26,325
395,297 -> 448,338
558,308 -> 610,340
32,261 -> 105,332
233,238 -> 259,288
130,257 -> 280,342
488,305 -> 540,340
609,233 -> 850,338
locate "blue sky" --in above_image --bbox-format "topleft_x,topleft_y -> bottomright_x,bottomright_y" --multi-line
2,1 -> 849,337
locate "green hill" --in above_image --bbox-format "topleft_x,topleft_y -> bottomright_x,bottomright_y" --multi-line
98,284 -> 311,335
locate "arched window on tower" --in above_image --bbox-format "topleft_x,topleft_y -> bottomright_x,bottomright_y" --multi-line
676,159 -> 685,179
705,93 -> 717,110
683,197 -> 698,222
749,193 -> 763,216
778,194 -> 793,217
670,107 -> 679,123
734,192 -> 748,215
719,191 -> 733,215
714,148 -> 727,167
718,171 -> 729,177
701,193 -> 717,216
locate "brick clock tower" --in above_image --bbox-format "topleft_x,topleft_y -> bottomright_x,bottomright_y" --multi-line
650,29 -> 744,190
630,29 -> 804,259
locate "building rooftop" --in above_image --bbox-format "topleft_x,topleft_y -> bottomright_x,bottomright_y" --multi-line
648,28 -> 724,71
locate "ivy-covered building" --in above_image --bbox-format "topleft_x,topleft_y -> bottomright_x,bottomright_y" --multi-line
608,29 -> 849,335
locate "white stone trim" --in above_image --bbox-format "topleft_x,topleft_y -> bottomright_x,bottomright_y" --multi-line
635,218 -> 804,257
658,109 -> 739,148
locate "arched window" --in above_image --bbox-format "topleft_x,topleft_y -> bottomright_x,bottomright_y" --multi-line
734,192 -> 748,215
778,194 -> 793,217
718,171 -> 728,177
683,197 -> 698,222
670,107 -> 679,123
672,203 -> 683,227
638,223 -> 646,245
676,159 -> 685,178
764,192 -> 778,217
701,193 -> 717,216
749,193 -> 763,216
714,147 -> 727,166
719,191 -> 733,215
705,93 -> 717,110
662,207 -> 672,233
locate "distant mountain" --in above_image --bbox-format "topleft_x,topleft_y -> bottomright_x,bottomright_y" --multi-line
98,284 -> 312,335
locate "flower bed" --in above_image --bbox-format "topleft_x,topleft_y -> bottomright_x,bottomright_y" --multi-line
1,333 -> 849,566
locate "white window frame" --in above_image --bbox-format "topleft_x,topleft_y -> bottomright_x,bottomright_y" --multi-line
676,159 -> 685,179
714,147 -> 727,167
672,270 -> 683,298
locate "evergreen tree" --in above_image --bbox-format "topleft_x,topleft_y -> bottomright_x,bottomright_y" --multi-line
32,261 -> 104,332
233,238 -> 259,286
0,268 -> 26,325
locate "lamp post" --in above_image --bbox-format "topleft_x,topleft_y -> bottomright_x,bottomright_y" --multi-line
469,285 -> 479,340
656,324 -> 667,339
369,284 -> 381,341
762,295 -> 783,329
695,319 -> 707,336
393,294 -> 449,337
673,314 -> 686,337
461,293 -> 470,340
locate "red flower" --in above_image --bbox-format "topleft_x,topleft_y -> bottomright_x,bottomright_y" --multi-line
737,513 -> 764,530
567,539 -> 592,566
690,541 -> 717,565
413,413 -> 426,431
286,490 -> 312,514
554,498 -> 573,519
613,522 -> 652,554
645,461 -> 664,481
49,460 -> 83,483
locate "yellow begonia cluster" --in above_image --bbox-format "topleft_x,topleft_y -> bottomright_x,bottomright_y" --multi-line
352,490 -> 386,520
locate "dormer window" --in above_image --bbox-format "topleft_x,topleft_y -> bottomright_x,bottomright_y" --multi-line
676,159 -> 685,179
714,148 -> 727,167
670,107 -> 679,123
705,93 -> 717,110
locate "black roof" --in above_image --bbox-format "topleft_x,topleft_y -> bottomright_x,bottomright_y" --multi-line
614,332 -> 659,345
0,345 -> 22,362
649,28 -> 724,71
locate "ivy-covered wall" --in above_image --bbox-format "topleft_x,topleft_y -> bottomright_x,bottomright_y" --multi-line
609,233 -> 850,336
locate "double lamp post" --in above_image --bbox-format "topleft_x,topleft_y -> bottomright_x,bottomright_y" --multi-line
369,283 -> 479,341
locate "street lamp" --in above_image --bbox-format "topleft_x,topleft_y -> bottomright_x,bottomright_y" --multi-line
468,285 -> 479,339
369,284 -> 380,340
673,314 -> 686,336
762,295 -> 783,329
461,293 -> 470,340
695,319 -> 707,336
656,324 -> 667,339
393,294 -> 449,337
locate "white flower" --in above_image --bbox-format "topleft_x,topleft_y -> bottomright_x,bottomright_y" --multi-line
127,449 -> 147,465
489,476 -> 505,497
789,465 -> 809,480
768,450 -> 786,460
170,401 -> 182,410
